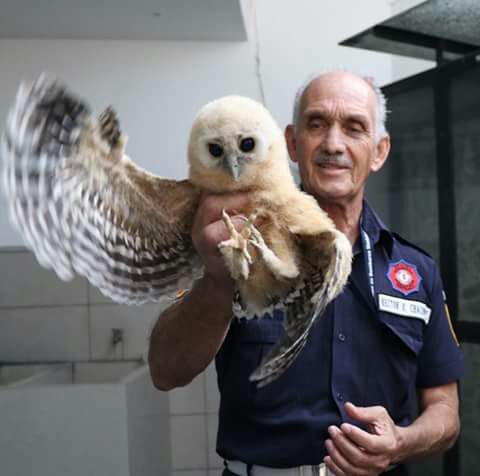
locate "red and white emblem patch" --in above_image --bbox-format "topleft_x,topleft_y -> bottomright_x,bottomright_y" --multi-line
386,260 -> 421,296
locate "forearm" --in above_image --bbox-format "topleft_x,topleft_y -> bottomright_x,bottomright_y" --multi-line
393,393 -> 460,463
148,275 -> 233,390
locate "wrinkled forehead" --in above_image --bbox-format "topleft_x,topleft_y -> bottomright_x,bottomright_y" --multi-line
300,73 -> 376,122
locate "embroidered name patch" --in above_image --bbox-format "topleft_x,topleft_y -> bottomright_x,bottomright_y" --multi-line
378,293 -> 431,324
386,260 -> 421,296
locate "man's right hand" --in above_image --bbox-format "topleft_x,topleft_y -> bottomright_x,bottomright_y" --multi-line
191,192 -> 251,290
148,192 -> 252,390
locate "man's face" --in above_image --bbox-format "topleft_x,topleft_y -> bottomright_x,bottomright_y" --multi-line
286,72 -> 389,204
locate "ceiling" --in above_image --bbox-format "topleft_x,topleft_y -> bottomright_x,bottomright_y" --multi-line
0,0 -> 248,41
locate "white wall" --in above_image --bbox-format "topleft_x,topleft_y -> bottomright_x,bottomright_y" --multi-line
0,0 -> 397,247
252,0 -> 394,127
0,38 -> 261,246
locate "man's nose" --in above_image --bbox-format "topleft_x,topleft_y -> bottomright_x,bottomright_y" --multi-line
322,125 -> 346,155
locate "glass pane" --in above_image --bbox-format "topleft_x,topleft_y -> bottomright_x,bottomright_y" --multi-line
408,455 -> 443,475
459,343 -> 480,474
450,64 -> 480,322
369,84 -> 439,261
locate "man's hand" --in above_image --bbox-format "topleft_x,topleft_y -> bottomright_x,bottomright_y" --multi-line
324,402 -> 402,476
191,192 -> 251,289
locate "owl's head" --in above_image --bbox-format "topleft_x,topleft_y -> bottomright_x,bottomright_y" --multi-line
187,96 -> 291,193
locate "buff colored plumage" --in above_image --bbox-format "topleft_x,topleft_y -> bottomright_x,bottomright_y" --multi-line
1,75 -> 351,386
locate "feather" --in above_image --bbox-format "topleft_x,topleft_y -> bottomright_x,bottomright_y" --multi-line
2,74 -> 202,304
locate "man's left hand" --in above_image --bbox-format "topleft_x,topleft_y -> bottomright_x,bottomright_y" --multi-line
324,402 -> 403,476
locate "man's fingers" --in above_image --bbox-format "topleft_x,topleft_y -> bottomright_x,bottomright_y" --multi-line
327,425 -> 372,467
195,192 -> 251,229
326,426 -> 391,475
323,454 -> 346,476
202,215 -> 247,244
344,402 -> 387,424
340,423 -> 386,454
325,439 -> 350,476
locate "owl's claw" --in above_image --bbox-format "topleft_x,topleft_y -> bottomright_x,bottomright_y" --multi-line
249,225 -> 300,281
218,209 -> 258,280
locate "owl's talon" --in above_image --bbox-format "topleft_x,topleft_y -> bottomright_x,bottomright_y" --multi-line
219,209 -> 254,280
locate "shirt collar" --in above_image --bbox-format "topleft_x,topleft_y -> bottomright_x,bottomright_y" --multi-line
360,200 -> 394,257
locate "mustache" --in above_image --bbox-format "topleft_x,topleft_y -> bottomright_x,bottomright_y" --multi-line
314,153 -> 353,169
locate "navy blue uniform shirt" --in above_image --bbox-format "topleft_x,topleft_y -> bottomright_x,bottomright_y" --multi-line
214,202 -> 464,468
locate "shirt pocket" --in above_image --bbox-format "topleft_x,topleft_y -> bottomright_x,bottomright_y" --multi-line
378,311 -> 425,356
221,318 -> 299,417
365,311 -> 426,411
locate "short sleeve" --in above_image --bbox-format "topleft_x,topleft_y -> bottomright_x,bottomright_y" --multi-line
416,263 -> 464,387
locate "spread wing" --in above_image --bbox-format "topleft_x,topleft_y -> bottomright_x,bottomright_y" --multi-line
245,196 -> 352,387
2,74 -> 202,304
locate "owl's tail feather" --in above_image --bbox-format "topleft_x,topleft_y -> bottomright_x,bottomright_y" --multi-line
249,230 -> 352,387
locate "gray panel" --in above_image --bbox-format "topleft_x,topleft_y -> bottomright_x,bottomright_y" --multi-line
126,370 -> 171,474
205,362 -> 220,414
128,414 -> 172,474
0,249 -> 88,307
126,367 -> 170,418
0,386 -> 129,476
207,414 -> 222,469
341,0 -> 480,60
170,415 -> 207,469
0,306 -> 90,362
89,303 -> 163,360
169,372 -> 206,415
0,0 -> 247,41
88,283 -> 116,304
386,0 -> 480,47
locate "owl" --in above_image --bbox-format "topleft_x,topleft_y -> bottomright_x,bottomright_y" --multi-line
2,75 -> 352,387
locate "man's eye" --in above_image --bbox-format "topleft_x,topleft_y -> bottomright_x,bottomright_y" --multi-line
348,123 -> 364,133
310,120 -> 325,129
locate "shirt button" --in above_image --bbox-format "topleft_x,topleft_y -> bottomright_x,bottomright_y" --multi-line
338,333 -> 346,342
336,392 -> 344,401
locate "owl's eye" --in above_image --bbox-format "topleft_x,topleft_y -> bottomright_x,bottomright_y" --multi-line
239,137 -> 255,153
208,143 -> 223,158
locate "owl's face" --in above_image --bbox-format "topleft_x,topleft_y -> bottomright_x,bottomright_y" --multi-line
187,96 -> 285,191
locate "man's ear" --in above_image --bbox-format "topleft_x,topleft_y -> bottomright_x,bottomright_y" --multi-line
285,125 -> 298,163
371,134 -> 390,172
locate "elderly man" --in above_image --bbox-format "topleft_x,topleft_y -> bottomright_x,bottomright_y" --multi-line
148,70 -> 464,476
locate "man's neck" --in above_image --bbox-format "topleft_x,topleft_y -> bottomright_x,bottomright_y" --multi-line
317,197 -> 364,245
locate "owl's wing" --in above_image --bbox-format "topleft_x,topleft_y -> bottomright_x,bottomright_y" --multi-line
248,204 -> 352,387
2,74 -> 202,304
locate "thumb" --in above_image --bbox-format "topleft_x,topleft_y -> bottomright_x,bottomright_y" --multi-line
344,402 -> 385,424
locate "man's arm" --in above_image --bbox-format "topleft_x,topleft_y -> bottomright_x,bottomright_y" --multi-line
148,275 -> 233,390
324,382 -> 459,476
148,193 -> 250,390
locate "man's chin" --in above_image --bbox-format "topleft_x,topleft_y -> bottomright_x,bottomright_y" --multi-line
307,182 -> 352,202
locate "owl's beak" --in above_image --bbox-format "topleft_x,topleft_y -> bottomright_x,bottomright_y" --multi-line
223,155 -> 241,181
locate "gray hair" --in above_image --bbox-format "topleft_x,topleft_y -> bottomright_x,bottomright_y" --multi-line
292,70 -> 388,142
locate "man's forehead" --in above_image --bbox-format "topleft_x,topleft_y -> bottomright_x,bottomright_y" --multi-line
300,72 -> 375,118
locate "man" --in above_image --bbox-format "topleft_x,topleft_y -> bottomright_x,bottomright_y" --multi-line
148,70 -> 464,475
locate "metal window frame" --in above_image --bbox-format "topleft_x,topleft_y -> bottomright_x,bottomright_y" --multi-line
382,48 -> 480,476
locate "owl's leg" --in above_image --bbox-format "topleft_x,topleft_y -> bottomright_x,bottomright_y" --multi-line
218,209 -> 253,280
248,227 -> 300,280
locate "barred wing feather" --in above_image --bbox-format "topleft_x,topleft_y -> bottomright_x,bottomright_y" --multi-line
2,75 -> 201,304
246,230 -> 352,387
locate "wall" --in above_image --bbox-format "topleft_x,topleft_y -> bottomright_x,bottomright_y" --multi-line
0,38 -> 261,246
